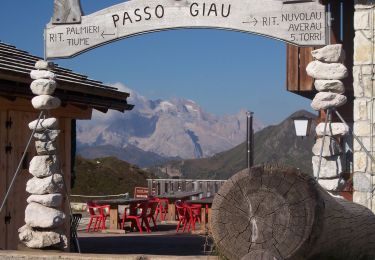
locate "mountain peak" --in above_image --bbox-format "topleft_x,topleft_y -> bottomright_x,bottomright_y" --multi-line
77,83 -> 264,160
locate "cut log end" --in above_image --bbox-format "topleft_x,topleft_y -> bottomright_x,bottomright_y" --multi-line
211,165 -> 375,260
211,166 -> 320,260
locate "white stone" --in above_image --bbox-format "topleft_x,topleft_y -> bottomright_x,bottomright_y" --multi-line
354,99 -> 368,121
353,172 -> 373,192
354,10 -> 370,30
354,30 -> 375,65
312,137 -> 342,156
27,194 -> 62,208
306,61 -> 348,80
353,136 -> 371,152
31,95 -> 61,110
25,202 -> 65,229
35,140 -> 57,155
311,92 -> 347,111
353,65 -> 373,97
33,130 -> 60,142
26,174 -> 64,195
28,118 -> 58,131
30,70 -> 56,80
316,122 -> 349,136
353,121 -> 371,137
318,178 -> 345,191
311,44 -> 345,63
35,60 -> 55,70
30,79 -> 57,95
353,191 -> 371,209
354,151 -> 368,172
312,155 -> 343,179
314,80 -> 345,94
18,225 -> 67,249
29,155 -> 59,178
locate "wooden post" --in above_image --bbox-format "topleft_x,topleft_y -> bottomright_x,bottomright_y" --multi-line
211,165 -> 375,260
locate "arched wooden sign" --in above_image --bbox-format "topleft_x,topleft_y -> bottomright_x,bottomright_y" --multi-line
45,0 -> 327,59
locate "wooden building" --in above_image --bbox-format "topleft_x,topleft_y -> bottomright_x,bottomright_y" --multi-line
286,0 -> 354,121
0,41 -> 133,250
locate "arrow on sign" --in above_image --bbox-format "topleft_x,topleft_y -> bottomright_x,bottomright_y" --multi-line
249,17 -> 258,26
242,17 -> 258,26
101,31 -> 116,38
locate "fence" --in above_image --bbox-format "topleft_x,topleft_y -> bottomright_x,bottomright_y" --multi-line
147,179 -> 226,198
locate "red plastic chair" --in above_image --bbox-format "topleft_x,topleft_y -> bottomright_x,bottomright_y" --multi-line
175,201 -> 189,232
121,202 -> 151,233
97,204 -> 110,230
86,202 -> 109,232
186,204 -> 202,231
144,200 -> 159,230
155,198 -> 169,221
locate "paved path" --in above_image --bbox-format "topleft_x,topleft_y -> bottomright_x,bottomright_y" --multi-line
78,223 -> 213,256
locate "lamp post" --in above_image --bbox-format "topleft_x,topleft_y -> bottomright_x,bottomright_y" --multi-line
292,115 -> 312,138
246,111 -> 254,168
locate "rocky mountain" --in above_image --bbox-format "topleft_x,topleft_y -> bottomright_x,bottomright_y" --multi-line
147,110 -> 317,179
77,83 -> 263,160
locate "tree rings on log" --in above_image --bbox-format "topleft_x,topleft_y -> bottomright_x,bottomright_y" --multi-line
211,165 -> 375,260
211,165 -> 322,260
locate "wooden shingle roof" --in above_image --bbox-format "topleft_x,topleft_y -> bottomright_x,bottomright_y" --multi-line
0,41 -> 133,112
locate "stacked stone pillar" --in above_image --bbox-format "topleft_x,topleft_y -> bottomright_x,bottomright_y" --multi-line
18,61 -> 67,249
306,44 -> 349,192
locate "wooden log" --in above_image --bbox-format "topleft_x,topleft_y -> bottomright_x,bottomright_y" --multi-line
211,165 -> 375,260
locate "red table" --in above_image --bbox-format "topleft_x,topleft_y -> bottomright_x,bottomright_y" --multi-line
93,198 -> 148,233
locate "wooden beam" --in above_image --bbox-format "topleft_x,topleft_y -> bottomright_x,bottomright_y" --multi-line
0,97 -> 93,120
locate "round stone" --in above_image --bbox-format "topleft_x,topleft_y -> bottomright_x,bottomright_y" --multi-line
25,202 -> 65,228
311,44 -> 345,63
306,61 -> 348,80
27,194 -> 63,208
30,70 -> 56,80
31,95 -> 61,110
311,92 -> 347,111
29,118 -> 58,131
26,174 -> 64,195
33,129 -> 60,142
316,122 -> 349,136
35,60 -> 55,70
30,79 -> 57,95
29,155 -> 59,178
314,80 -> 345,94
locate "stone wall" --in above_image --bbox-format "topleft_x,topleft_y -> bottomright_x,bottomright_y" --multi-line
353,0 -> 375,210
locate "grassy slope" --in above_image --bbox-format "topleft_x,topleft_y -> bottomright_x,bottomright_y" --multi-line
72,156 -> 154,199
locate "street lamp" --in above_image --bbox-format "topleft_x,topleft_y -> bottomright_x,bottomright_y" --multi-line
292,116 -> 312,138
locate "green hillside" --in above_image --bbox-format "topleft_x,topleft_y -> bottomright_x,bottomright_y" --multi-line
72,156 -> 154,200
148,110 -> 317,179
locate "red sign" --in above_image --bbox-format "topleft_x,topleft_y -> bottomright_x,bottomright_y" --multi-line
134,187 -> 149,198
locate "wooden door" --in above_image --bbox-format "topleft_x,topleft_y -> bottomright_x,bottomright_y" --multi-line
0,110 -> 7,249
5,110 -> 37,249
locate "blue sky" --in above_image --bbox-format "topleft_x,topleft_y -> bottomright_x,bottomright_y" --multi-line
0,1 -> 314,124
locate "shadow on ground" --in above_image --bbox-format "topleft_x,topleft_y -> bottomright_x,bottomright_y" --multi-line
78,224 -> 211,256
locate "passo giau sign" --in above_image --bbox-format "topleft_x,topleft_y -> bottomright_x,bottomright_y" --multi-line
45,0 -> 327,59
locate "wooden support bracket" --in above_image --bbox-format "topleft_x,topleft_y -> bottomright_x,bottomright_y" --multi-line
52,0 -> 83,24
